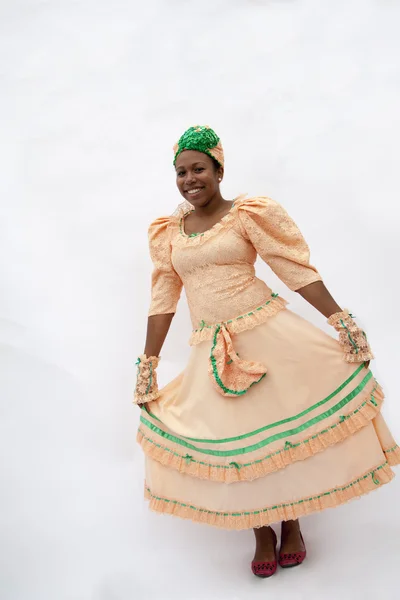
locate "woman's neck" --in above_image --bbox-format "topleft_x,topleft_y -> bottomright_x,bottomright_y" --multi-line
191,193 -> 230,217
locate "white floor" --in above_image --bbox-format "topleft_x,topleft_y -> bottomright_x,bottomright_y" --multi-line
1,1 -> 400,599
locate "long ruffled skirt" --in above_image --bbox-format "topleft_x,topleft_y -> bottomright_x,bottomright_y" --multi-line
137,310 -> 399,529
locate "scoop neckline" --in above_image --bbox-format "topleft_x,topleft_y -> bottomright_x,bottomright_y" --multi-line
180,199 -> 237,238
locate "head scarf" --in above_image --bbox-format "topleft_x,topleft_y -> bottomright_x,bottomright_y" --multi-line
173,125 -> 224,167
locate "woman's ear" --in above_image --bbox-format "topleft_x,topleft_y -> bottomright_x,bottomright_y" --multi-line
217,166 -> 224,182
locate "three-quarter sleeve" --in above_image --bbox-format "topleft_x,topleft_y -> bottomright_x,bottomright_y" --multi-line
238,197 -> 322,291
148,216 -> 183,316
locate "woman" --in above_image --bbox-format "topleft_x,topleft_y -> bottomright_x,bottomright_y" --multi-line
134,125 -> 399,578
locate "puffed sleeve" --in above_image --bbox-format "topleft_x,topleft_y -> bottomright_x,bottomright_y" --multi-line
148,216 -> 183,316
238,197 -> 322,291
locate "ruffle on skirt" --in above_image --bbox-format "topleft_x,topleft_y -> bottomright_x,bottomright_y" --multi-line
144,461 -> 395,530
138,309 -> 399,529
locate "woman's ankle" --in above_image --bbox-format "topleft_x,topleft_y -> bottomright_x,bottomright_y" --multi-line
282,519 -> 301,533
253,525 -> 274,541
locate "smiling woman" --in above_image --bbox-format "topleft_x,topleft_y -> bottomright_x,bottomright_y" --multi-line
133,125 -> 399,579
176,153 -> 221,203
173,126 -> 230,236
176,156 -> 233,236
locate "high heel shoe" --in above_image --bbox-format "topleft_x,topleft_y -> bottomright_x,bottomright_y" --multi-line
278,531 -> 306,568
251,529 -> 278,578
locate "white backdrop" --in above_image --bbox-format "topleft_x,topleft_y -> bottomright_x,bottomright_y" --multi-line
1,1 -> 400,599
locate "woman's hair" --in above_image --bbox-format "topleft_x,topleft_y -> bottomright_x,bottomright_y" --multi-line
210,156 -> 221,171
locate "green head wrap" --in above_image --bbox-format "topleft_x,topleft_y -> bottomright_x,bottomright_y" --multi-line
173,125 -> 224,167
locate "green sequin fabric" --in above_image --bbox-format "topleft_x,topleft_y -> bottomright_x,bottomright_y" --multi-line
173,125 -> 223,166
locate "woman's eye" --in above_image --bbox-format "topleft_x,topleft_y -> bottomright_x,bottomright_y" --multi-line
195,168 -> 204,173
177,171 -> 185,177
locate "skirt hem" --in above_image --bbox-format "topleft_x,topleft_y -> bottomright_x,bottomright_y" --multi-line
385,444 -> 400,466
144,459 -> 397,530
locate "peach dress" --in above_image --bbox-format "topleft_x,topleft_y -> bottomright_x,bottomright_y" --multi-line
137,195 -> 399,529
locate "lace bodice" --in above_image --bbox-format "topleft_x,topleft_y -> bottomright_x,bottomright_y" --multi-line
147,196 -> 322,337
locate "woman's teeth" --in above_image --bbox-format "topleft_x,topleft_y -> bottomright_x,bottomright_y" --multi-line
187,188 -> 202,195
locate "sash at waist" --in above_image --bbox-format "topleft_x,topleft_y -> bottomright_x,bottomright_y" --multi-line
189,293 -> 287,346
190,293 -> 288,398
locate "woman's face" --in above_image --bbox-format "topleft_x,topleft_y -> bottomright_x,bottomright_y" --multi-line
175,150 -> 224,206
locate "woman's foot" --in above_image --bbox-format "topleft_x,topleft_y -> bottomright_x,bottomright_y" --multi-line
252,526 -> 278,578
279,520 -> 306,568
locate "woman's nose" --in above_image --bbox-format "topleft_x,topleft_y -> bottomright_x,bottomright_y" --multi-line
185,172 -> 196,184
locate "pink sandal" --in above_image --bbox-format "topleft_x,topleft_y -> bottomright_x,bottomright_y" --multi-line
278,532 -> 306,568
251,529 -> 278,578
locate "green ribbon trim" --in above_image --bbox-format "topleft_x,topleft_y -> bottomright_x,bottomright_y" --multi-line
209,324 -> 266,396
384,445 -> 399,454
145,363 -> 366,443
140,372 -> 373,457
284,441 -> 295,450
135,357 -> 141,393
184,454 -> 193,465
145,362 -> 153,395
192,294 -> 279,333
340,318 -> 358,355
227,352 -> 240,366
135,356 -> 154,398
371,471 -> 380,485
145,462 -> 386,517
139,385 -> 379,469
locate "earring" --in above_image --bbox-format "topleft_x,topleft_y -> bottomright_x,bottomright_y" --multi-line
219,178 -> 222,182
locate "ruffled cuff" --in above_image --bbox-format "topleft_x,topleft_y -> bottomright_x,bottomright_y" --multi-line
327,310 -> 374,363
134,354 -> 161,405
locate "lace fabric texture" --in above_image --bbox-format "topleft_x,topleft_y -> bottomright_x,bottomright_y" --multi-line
147,196 -> 322,396
328,310 -> 374,363
148,195 -> 322,325
148,218 -> 183,316
134,354 -> 161,405
138,197 -> 399,529
207,323 -> 268,397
